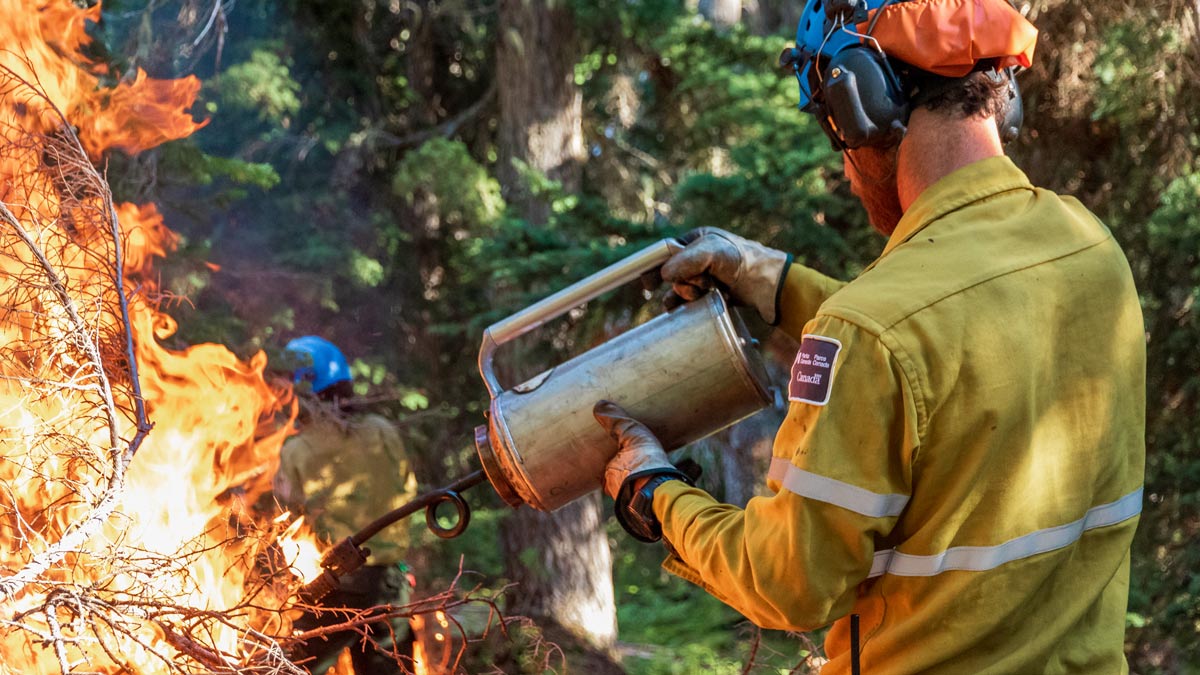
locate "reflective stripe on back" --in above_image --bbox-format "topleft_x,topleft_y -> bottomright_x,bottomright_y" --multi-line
868,486 -> 1144,577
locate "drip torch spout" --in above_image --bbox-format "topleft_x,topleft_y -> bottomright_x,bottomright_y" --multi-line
298,469 -> 488,603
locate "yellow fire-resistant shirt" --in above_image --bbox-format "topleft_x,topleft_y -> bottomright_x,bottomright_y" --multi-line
276,412 -> 418,565
654,156 -> 1146,674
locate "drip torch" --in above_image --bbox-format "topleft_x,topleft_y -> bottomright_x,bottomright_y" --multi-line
299,240 -> 773,602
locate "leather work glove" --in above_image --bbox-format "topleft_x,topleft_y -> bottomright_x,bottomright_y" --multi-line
593,400 -> 674,499
660,227 -> 792,325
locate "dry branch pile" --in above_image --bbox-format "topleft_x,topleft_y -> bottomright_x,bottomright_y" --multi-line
0,60 -> 532,675
0,61 -> 301,674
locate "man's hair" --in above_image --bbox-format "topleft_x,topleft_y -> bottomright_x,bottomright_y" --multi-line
919,71 -> 1011,120
914,0 -> 1023,120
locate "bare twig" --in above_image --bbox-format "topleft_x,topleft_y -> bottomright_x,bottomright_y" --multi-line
193,0 -> 227,48
0,63 -> 150,604
0,47 -> 551,675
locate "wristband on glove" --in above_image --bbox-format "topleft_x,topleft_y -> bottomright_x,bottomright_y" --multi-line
771,253 -> 795,327
614,468 -> 694,543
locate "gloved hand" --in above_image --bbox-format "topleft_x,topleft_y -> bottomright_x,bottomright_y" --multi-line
661,227 -> 792,325
594,400 -> 673,499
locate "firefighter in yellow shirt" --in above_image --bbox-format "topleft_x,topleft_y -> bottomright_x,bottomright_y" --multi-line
275,336 -> 419,674
596,1 -> 1145,673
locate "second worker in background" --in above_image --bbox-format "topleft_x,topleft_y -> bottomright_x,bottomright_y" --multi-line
275,336 -> 419,674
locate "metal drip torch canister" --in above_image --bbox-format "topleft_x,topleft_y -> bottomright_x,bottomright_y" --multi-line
296,240 -> 773,603
474,239 -> 773,513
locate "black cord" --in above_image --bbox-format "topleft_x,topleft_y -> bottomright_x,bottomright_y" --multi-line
865,0 -> 901,36
850,613 -> 862,675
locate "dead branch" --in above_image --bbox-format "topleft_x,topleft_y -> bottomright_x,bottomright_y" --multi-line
0,51 -> 552,675
0,63 -> 150,605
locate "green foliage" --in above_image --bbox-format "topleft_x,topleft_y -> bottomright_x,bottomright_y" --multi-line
157,142 -> 281,190
572,0 -> 683,46
94,0 -> 1200,671
1146,171 -> 1200,293
614,547 -> 742,650
653,22 -> 793,143
614,520 -> 816,674
1068,6 -> 1200,667
1092,12 -> 1185,127
214,48 -> 302,123
346,249 -> 385,287
625,643 -> 743,675
408,500 -> 510,590
1128,168 -> 1200,661
586,8 -> 879,276
392,138 -> 505,228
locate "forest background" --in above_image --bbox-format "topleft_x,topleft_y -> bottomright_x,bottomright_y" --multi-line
76,0 -> 1199,672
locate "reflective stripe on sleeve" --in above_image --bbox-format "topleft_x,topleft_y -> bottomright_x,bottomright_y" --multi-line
868,486 -> 1144,578
768,457 -> 909,518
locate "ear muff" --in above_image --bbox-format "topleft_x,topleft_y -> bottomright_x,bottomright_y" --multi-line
997,67 -> 1023,144
820,46 -> 909,149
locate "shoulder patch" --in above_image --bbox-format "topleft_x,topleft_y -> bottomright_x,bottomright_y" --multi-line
789,334 -> 842,405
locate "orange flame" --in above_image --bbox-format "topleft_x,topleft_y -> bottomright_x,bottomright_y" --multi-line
324,647 -> 357,675
0,0 -> 323,672
76,69 -> 208,157
412,610 -> 454,675
2,0 -> 204,156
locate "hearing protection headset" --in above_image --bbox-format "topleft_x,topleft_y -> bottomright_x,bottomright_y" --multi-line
781,0 -> 1029,150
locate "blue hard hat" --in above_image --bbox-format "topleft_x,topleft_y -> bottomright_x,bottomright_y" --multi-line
285,336 -> 352,394
786,0 -> 889,112
779,0 -> 916,148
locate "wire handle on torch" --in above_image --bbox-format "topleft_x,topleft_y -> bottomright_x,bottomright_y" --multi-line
298,469 -> 488,604
354,469 -> 486,543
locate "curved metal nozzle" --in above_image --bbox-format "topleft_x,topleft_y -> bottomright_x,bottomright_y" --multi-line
296,470 -> 488,604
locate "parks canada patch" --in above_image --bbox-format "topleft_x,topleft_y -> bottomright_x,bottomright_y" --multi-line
789,334 -> 842,405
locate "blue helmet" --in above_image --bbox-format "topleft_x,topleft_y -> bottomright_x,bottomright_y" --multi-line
285,336 -> 352,394
780,0 -> 909,149
791,0 -> 878,110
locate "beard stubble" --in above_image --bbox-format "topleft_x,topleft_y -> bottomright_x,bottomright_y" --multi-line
844,145 -> 904,237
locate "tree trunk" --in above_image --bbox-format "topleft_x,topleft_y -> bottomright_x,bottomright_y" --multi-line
719,413 -> 767,508
494,0 -> 619,657
699,0 -> 743,28
406,1 -> 440,129
499,494 -> 618,643
741,0 -> 802,36
496,0 -> 586,224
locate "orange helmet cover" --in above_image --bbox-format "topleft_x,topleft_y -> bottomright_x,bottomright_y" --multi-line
857,0 -> 1039,78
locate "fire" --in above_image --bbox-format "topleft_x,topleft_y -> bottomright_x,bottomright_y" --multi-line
0,0 -> 204,156
324,647 -> 357,675
75,68 -> 208,158
412,610 -> 453,675
0,0 -> 325,672
277,514 -> 325,584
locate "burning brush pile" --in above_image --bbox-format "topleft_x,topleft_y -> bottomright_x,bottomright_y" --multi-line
0,1 -> 507,673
